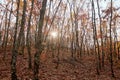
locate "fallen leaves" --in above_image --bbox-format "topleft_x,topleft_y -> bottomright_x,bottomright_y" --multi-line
0,48 -> 120,80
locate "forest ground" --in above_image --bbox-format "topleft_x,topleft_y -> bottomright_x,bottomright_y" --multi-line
0,46 -> 120,80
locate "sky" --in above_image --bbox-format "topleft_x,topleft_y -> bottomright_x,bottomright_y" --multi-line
0,0 -> 3,4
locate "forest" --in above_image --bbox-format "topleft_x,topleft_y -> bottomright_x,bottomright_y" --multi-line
0,0 -> 120,80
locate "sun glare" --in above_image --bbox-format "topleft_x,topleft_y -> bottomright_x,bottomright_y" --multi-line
50,31 -> 58,38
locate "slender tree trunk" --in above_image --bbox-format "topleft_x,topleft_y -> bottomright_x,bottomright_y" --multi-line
11,0 -> 20,79
26,0 -> 34,69
34,0 -> 47,80
0,11 -> 5,45
3,0 -> 14,60
74,8 -> 79,59
18,0 -> 27,55
56,31 -> 60,69
92,0 -> 101,75
2,8 -> 8,48
11,0 -> 26,79
80,28 -> 85,57
118,47 -> 120,59
97,0 -> 104,68
68,0 -> 75,58
109,0 -> 115,77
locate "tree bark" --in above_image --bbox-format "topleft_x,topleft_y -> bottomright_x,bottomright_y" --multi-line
11,0 -> 20,79
33,0 -> 47,80
109,0 -> 115,77
26,0 -> 34,69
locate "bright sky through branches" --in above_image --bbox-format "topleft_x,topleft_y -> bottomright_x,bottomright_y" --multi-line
0,0 -> 120,40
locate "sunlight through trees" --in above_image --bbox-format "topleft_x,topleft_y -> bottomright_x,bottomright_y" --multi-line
0,0 -> 120,80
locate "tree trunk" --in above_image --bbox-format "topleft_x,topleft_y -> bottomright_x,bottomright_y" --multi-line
33,0 -> 47,80
109,0 -> 115,77
17,0 -> 27,55
26,0 -> 34,69
92,0 -> 101,75
97,0 -> 105,68
11,0 -> 27,79
11,0 -> 20,79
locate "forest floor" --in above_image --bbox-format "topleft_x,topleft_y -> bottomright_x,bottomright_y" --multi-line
0,47 -> 120,80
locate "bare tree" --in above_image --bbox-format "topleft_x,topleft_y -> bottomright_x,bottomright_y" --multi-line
11,0 -> 20,79
11,0 -> 27,79
96,0 -> 105,68
91,0 -> 101,75
26,0 -> 34,69
33,0 -> 47,80
109,0 -> 115,77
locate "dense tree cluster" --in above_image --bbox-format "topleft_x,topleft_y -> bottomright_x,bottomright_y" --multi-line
0,0 -> 120,80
